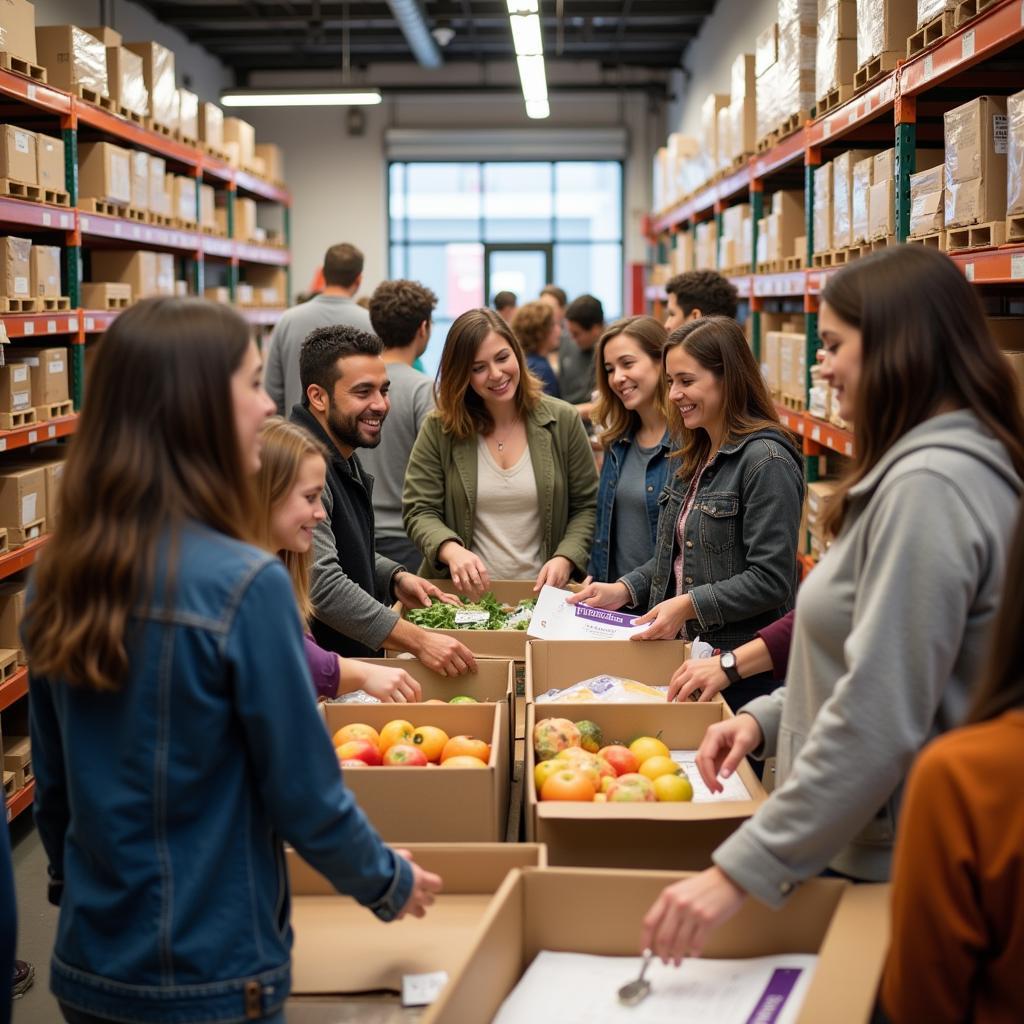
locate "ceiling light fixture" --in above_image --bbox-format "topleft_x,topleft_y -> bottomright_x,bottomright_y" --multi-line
220,88 -> 383,108
508,2 -> 549,118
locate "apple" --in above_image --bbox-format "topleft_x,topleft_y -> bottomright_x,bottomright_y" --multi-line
535,758 -> 568,792
332,723 -> 380,749
606,772 -> 656,802
533,718 -> 582,761
382,743 -> 429,766
336,739 -> 382,766
448,695 -> 478,704
653,773 -> 694,802
598,744 -> 639,777
439,755 -> 489,768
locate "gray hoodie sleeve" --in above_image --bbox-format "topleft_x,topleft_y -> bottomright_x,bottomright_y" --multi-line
265,322 -> 287,416
309,485 -> 400,649
714,469 -> 989,907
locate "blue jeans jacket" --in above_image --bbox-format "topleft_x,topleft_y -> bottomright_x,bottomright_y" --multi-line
587,431 -> 672,582
30,523 -> 412,1023
620,429 -> 804,652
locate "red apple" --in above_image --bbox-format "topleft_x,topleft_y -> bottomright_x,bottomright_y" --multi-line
382,743 -> 429,766
337,739 -> 382,766
606,772 -> 656,802
598,745 -> 639,777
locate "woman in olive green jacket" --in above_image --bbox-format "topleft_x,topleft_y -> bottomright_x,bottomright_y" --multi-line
403,308 -> 597,594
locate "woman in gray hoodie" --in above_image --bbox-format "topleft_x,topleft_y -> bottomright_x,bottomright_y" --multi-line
642,245 -> 1024,964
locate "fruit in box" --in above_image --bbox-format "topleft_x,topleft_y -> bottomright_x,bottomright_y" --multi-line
533,718 -> 581,761
441,735 -> 491,764
535,758 -> 567,792
440,755 -> 489,768
598,744 -> 639,777
629,735 -> 670,764
638,755 -> 682,781
337,739 -> 383,766
540,766 -> 596,802
333,723 -> 381,749
576,719 -> 603,753
448,695 -> 478,704
606,773 -> 656,802
411,725 -> 450,762
653,773 -> 693,802
379,719 -> 414,753
382,743 -> 429,766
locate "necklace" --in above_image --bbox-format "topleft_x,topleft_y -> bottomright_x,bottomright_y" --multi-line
492,419 -> 520,452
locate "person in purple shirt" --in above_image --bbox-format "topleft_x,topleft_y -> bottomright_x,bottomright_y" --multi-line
254,417 -> 423,702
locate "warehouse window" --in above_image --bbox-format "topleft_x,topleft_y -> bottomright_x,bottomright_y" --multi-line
389,160 -> 623,376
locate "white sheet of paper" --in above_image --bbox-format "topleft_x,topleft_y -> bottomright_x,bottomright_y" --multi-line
492,951 -> 818,1024
670,749 -> 752,802
526,585 -> 649,641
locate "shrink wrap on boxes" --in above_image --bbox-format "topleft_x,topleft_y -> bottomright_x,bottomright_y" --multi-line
34,25 -> 106,95
1005,89 -> 1024,217
106,46 -> 147,117
944,95 -> 1008,228
909,164 -> 944,236
125,41 -> 176,127
856,0 -> 917,65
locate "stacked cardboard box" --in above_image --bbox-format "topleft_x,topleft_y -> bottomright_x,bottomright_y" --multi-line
90,250 -> 172,299
255,143 -> 284,183
868,150 -> 895,240
105,45 -> 148,117
832,148 -> 877,248
719,203 -> 752,270
234,197 -> 258,241
806,479 -> 839,559
816,0 -> 857,102
167,174 -> 196,224
199,102 -> 223,151
147,155 -> 170,216
176,88 -> 199,140
223,117 -> 255,169
241,266 -> 287,307
762,319 -> 807,400
30,245 -> 60,298
756,0 -> 816,141
944,95 -> 1008,230
36,133 -> 63,194
670,230 -> 695,274
0,581 -> 27,662
695,219 -> 718,270
761,189 -> 804,266
0,237 -> 32,305
126,41 -> 177,128
77,141 -> 132,207
812,161 -> 833,255
0,1 -> 37,66
726,54 -> 757,164
778,329 -> 808,407
700,93 -> 730,183
856,0 -> 917,68
129,150 -> 148,213
909,163 -> 944,237
11,347 -> 69,409
34,25 -> 108,96
0,125 -> 36,187
0,466 -> 46,544
1008,89 -> 1024,234
0,365 -> 32,419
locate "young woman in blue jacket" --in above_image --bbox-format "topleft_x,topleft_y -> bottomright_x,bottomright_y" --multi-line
25,298 -> 440,1024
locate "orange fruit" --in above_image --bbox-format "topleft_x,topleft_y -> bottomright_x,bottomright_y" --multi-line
638,755 -> 681,781
540,767 -> 597,802
332,723 -> 380,749
411,725 -> 450,762
441,735 -> 491,764
439,755 -> 488,768
534,758 -> 568,792
378,719 -> 414,753
629,735 -> 670,765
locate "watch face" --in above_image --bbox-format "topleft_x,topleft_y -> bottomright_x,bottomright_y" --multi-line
721,652 -> 735,669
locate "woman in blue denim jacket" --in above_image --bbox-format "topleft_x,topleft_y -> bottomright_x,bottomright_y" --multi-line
25,298 -> 441,1024
573,316 -> 803,710
587,316 -> 672,591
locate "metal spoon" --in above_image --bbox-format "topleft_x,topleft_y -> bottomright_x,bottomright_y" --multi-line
618,949 -> 653,1006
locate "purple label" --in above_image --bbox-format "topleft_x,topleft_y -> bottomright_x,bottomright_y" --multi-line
744,968 -> 802,1024
571,604 -> 638,628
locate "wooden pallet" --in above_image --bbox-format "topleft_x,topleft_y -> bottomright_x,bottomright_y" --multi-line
955,0 -> 999,25
0,177 -> 41,202
845,242 -> 873,260
35,399 -> 73,421
0,648 -> 16,681
203,143 -> 232,163
78,197 -> 129,217
907,10 -> 957,57
1007,214 -> 1024,242
0,52 -> 46,83
0,528 -> 7,557
2,772 -> 12,798
720,263 -> 752,276
147,211 -> 174,227
907,230 -> 947,250
72,85 -> 115,112
43,188 -> 70,207
0,297 -> 36,313
811,251 -> 832,268
947,220 -> 1007,251
782,255 -> 804,271
125,206 -> 147,223
854,51 -> 902,92
779,392 -> 806,412
38,295 -> 71,311
200,225 -> 229,238
117,105 -> 145,125
8,518 -> 44,547
0,406 -> 36,428
146,118 -> 175,138
176,132 -> 199,149
816,83 -> 855,116
756,110 -> 810,152
756,259 -> 789,274
869,233 -> 899,251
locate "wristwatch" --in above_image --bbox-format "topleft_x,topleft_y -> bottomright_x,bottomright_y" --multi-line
719,651 -> 743,685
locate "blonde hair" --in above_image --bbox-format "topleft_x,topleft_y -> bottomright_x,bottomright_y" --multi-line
252,417 -> 329,620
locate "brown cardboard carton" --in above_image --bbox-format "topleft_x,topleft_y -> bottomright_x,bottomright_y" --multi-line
0,465 -> 45,530
254,143 -> 283,181
525,702 -> 767,868
90,250 -> 157,298
0,125 -> 35,184
203,286 -> 229,303
831,148 -> 877,249
233,196 -> 257,241
909,163 -> 944,236
0,236 -> 31,298
0,581 -> 26,659
771,189 -> 804,260
105,45 -> 147,117
852,154 -> 875,243
319,702 -> 511,842
176,88 -> 198,139
155,252 -> 174,296
778,329 -> 807,402
869,177 -> 894,239
944,95 -> 1009,228
34,25 -> 107,95
30,244 -> 60,297
16,449 -> 65,524
83,26 -> 121,46
235,283 -> 254,305
168,174 -> 196,224
77,141 -> 131,205
199,183 -> 215,229
424,869 -> 890,1024
288,844 -> 546,996
856,0 -> 917,65
125,41 -> 176,127
81,281 -> 130,308
223,117 -> 255,165
0,0 -> 36,63
812,162 -> 833,254
147,155 -> 166,214
0,363 -> 31,414
11,346 -> 68,404
35,133 -> 63,192
129,149 -> 148,212
243,265 -> 286,306
198,102 -> 223,148
762,329 -> 782,393
214,206 -> 228,237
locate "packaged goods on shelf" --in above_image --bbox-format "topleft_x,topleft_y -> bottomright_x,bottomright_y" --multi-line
855,0 -> 917,65
832,149 -> 877,248
852,154 -> 874,243
167,174 -> 196,224
234,197 -> 258,241
0,1 -> 37,65
105,45 -> 148,117
756,21 -> 779,76
0,365 -> 31,415
125,41 -> 176,128
176,88 -> 198,140
129,150 -> 148,212
199,183 -> 216,229
868,174 -> 894,239
36,133 -> 63,193
30,245 -> 60,297
764,189 -> 803,263
671,230 -> 695,274
173,280 -> 187,297
756,216 -> 769,265
815,0 -> 857,100
245,155 -> 266,177
223,117 -> 256,168
255,143 -> 283,182
695,219 -> 718,271
236,283 -> 255,305
78,141 -> 131,206
762,330 -> 783,394
156,253 -> 174,296
91,250 -> 158,299
0,126 -> 36,186
909,163 -> 944,236
34,25 -> 108,96
916,0 -> 956,27
729,54 -> 757,159
147,155 -> 168,215
700,93 -> 730,182
1004,89 -> 1024,217
244,266 -> 287,306
81,281 -> 130,308
204,286 -> 230,303
808,381 -> 830,420
11,347 -> 68,405
23,449 -> 63,523
0,237 -> 31,301
716,106 -> 732,174
0,582 -> 27,659
720,204 -> 751,269
668,132 -> 702,198
0,466 -> 46,542
199,102 -> 223,149
813,162 -> 833,255
83,26 -> 121,46
778,330 -> 808,404
944,96 -> 1008,229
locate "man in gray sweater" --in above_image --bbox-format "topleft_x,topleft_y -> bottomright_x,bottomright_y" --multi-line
266,242 -> 373,414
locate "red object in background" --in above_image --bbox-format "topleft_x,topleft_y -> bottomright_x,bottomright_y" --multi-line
309,265 -> 325,293
446,243 -> 484,319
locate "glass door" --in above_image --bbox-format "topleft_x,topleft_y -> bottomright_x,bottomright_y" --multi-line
484,245 -> 552,310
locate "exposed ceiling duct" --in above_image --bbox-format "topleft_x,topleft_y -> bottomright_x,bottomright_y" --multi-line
385,0 -> 444,68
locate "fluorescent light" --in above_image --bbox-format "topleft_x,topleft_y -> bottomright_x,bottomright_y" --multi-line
221,88 -> 383,107
510,13 -> 543,54
507,0 -> 538,12
525,99 -> 550,119
516,55 -> 548,102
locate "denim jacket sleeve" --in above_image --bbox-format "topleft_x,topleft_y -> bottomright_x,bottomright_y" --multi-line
29,675 -> 70,906
619,553 -> 656,609
227,559 -> 412,921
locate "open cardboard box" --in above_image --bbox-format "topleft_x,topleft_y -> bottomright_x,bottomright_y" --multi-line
423,867 -> 890,1024
287,844 -> 546,996
321,702 -> 511,842
526,702 -> 766,869
526,639 -> 691,706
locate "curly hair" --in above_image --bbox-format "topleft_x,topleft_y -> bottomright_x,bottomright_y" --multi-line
511,300 -> 555,354
299,324 -> 382,407
369,278 -> 438,349
665,270 -> 738,319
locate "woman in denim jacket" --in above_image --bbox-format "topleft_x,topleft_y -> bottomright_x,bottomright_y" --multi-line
586,316 -> 672,592
572,316 -> 803,710
26,298 -> 440,1024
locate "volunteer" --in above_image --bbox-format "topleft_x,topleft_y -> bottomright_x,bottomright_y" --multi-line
571,315 -> 804,710
403,307 -> 597,596
640,246 -> 1024,965
254,416 -> 422,703
511,300 -> 561,398
26,298 -> 440,1024
586,315 -> 672,589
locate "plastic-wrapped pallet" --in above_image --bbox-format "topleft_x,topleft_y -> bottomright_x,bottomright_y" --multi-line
916,0 -> 956,28
832,149 -> 877,248
126,41 -> 177,128
855,0 -> 917,66
700,93 -> 730,183
695,219 -> 718,270
909,164 -> 944,236
717,105 -> 732,173
106,45 -> 148,117
816,0 -> 857,101
813,162 -> 833,255
34,25 -> 108,96
729,54 -> 757,159
944,95 -> 1008,229
755,23 -> 781,140
1006,89 -> 1024,218
851,154 -> 874,243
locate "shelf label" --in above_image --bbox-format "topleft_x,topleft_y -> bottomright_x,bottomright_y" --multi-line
27,431 -> 37,444
132,226 -> 141,239
23,322 -> 33,335
923,55 -> 933,80
811,425 -> 821,441
845,441 -> 853,456
964,262 -> 975,281
848,109 -> 857,126
1012,253 -> 1024,280
60,214 -> 71,229
69,317 -> 78,330
962,29 -> 975,59
85,317 -> 95,331
47,320 -> 56,333
27,85 -> 36,101
42,212 -> 51,226
113,222 -> 122,236
47,426 -> 56,437
0,440 -> 7,452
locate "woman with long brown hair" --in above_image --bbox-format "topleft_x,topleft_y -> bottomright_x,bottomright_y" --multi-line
26,298 -> 439,1024
511,299 -> 561,397
641,245 -> 1024,968
586,315 -> 672,588
572,315 -> 804,709
403,307 -> 597,595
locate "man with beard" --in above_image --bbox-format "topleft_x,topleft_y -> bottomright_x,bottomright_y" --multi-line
291,325 -> 477,675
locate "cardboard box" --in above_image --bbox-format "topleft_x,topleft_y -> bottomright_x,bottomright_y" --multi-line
199,183 -> 215,229
700,92 -> 730,180
203,285 -> 229,303
234,196 -> 257,241
30,244 -> 60,298
525,702 -> 767,868
288,844 -> 546,996
77,141 -> 131,205
852,154 -> 874,243
831,148 -> 877,248
243,265 -> 286,306
0,0 -> 36,63
0,363 -> 31,414
856,0 -> 917,65
198,102 -> 223,148
176,87 -> 198,139
424,870 -> 890,1024
81,281 -> 130,308
806,479 -> 839,536
987,316 -> 1024,351
11,346 -> 68,404
105,45 -> 147,117
1008,89 -> 1024,217
168,174 -> 196,224
756,22 -> 779,75
35,133 -> 63,193
125,41 -> 176,127
812,161 -> 833,254
156,252 -> 174,296
223,117 -> 255,166
34,25 -> 107,96
90,250 -> 157,299
129,149 -> 148,212
762,329 -> 782,392
16,450 -> 65,524
778,329 -> 807,401
909,163 -> 944,236
319,702 -> 511,842
944,95 -> 1009,229
0,465 -> 45,531
869,177 -> 894,239
816,0 -> 858,98
0,125 -> 35,184
764,189 -> 803,262
0,581 -> 26,660
254,142 -> 283,181
0,236 -> 31,298
147,155 -> 166,214
235,282 -> 254,305
83,26 -> 121,47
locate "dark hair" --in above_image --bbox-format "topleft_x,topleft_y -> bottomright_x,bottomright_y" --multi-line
434,308 -> 541,439
23,298 -> 256,691
666,270 -> 739,319
493,290 -> 517,311
540,284 -> 567,307
511,300 -> 555,354
665,316 -> 793,480
821,246 -> 1024,536
323,243 -> 364,288
967,507 -> 1024,723
566,294 -> 604,329
369,278 -> 438,349
299,324 -> 382,407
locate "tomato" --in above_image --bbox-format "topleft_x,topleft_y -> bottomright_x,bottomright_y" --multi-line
629,735 -> 670,765
540,767 -> 597,802
378,719 -> 414,753
533,718 -> 581,761
598,745 -> 639,777
333,723 -> 380,749
638,755 -> 682,781
441,735 -> 491,764
412,725 -> 450,762
336,739 -> 382,766
440,755 -> 489,768
382,743 -> 429,766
